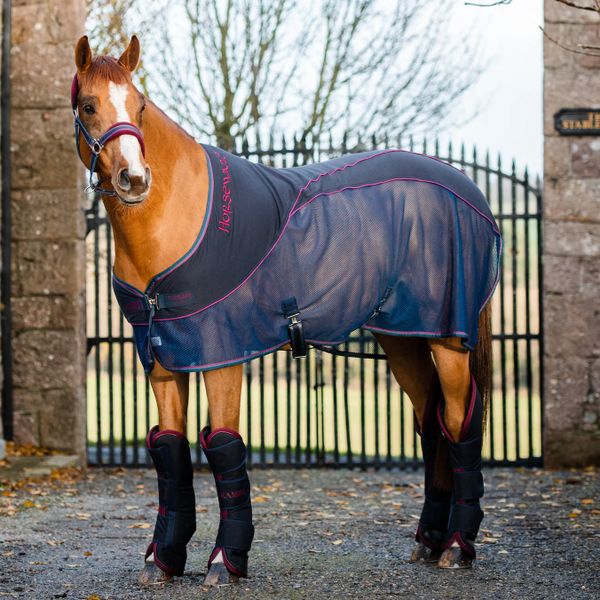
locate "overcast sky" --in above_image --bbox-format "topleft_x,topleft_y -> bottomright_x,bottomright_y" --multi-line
448,1 -> 543,175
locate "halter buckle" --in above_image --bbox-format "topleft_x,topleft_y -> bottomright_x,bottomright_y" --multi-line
91,140 -> 103,155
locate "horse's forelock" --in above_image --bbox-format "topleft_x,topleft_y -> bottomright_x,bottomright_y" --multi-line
80,56 -> 130,87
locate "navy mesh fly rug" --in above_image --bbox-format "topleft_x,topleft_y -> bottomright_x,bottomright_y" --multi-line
114,147 -> 502,373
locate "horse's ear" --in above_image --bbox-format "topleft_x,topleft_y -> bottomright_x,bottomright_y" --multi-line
75,36 -> 92,73
118,35 -> 141,72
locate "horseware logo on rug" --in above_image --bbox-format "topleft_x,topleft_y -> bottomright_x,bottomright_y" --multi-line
216,151 -> 234,234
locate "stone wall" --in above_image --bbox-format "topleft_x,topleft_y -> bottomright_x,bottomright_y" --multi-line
543,1 -> 600,466
10,0 -> 86,459
0,2 -> 4,461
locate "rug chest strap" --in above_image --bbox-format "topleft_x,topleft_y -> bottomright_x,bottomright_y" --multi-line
282,297 -> 307,358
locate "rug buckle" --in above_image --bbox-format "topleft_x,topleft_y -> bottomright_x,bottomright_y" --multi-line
282,297 -> 307,359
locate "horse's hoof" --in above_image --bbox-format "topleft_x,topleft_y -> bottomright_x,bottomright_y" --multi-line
437,546 -> 474,569
410,542 -> 442,563
138,562 -> 173,585
204,562 -> 239,587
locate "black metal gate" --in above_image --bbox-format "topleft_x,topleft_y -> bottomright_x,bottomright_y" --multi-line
86,136 -> 543,468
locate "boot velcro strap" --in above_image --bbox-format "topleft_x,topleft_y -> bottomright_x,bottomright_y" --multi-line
453,470 -> 484,501
448,437 -> 483,470
216,518 -> 255,552
420,497 -> 450,531
448,503 -> 483,537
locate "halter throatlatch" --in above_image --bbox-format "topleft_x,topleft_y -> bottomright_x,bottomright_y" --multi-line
71,74 -> 146,196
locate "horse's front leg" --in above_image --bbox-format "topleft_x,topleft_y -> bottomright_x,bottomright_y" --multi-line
201,364 -> 254,586
139,362 -> 196,584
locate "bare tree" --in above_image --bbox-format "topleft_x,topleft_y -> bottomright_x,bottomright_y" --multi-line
86,0 -> 482,150
467,0 -> 600,56
86,0 -> 168,94
142,0 -> 482,150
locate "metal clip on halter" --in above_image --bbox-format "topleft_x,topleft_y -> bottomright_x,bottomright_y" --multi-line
282,298 -> 307,359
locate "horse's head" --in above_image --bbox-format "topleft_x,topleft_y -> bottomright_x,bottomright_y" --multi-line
73,35 -> 151,204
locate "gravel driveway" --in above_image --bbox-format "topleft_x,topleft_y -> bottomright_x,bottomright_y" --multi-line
0,467 -> 598,599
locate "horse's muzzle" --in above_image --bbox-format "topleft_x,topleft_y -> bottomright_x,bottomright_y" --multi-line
115,167 -> 152,204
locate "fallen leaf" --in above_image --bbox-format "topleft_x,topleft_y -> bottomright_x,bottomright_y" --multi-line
84,551 -> 93,556
22,500 -> 35,509
253,495 -> 270,503
128,522 -> 151,529
332,540 -> 343,545
581,498 -> 594,505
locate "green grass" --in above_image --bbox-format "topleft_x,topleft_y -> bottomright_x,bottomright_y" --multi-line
87,345 -> 542,463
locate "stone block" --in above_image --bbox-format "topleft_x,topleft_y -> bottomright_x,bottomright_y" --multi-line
544,356 -> 589,432
545,1 -> 600,24
12,387 -> 44,413
544,429 -> 600,468
12,0 -> 85,46
10,108 -> 81,190
544,71 -> 600,137
543,137 -> 571,180
571,139 -> 600,178
13,239 -> 85,296
12,409 -> 40,446
12,329 -> 85,390
580,257 -> 600,297
12,294 -> 83,331
544,177 -> 600,222
543,293 -> 598,358
39,388 -> 86,456
12,188 -> 86,241
543,254 -> 582,293
591,358 -> 600,394
11,42 -> 74,110
543,220 -> 600,256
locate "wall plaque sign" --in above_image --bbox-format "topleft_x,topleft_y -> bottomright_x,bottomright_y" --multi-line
554,108 -> 600,136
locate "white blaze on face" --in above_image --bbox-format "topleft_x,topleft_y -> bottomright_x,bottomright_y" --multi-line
108,81 -> 145,177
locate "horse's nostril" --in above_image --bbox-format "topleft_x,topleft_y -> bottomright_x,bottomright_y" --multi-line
118,169 -> 131,191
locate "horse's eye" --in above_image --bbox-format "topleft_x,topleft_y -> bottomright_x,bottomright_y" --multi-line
83,104 -> 95,115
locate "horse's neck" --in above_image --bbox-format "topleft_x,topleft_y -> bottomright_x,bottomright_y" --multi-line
105,102 -> 209,291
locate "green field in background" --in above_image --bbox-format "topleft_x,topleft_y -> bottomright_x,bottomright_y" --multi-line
87,348 -> 542,463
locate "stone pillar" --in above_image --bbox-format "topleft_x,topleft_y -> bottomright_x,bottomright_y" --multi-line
10,0 -> 86,460
543,1 -> 600,466
0,1 -> 4,461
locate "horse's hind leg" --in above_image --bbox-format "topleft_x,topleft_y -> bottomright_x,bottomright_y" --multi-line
429,339 -> 484,569
140,362 -> 196,584
373,334 -> 451,563
201,364 -> 254,586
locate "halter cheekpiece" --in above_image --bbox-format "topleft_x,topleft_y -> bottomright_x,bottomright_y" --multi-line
71,74 -> 146,196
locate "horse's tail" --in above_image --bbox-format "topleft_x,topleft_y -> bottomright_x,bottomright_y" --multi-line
470,301 -> 493,429
434,302 -> 492,489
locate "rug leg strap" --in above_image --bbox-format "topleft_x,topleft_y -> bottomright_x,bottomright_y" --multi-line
201,427 -> 254,578
437,376 -> 485,559
146,426 -> 196,576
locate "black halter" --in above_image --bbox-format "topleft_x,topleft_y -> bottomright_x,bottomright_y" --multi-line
71,74 -> 146,196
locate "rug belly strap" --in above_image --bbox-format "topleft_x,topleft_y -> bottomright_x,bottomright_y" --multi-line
146,427 -> 196,576
201,427 -> 254,578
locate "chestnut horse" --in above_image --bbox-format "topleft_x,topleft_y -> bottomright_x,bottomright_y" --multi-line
72,36 -> 498,585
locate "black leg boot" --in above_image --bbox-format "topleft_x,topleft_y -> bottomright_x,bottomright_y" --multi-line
412,380 -> 452,562
200,427 -> 254,584
437,376 -> 485,568
142,426 -> 196,580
